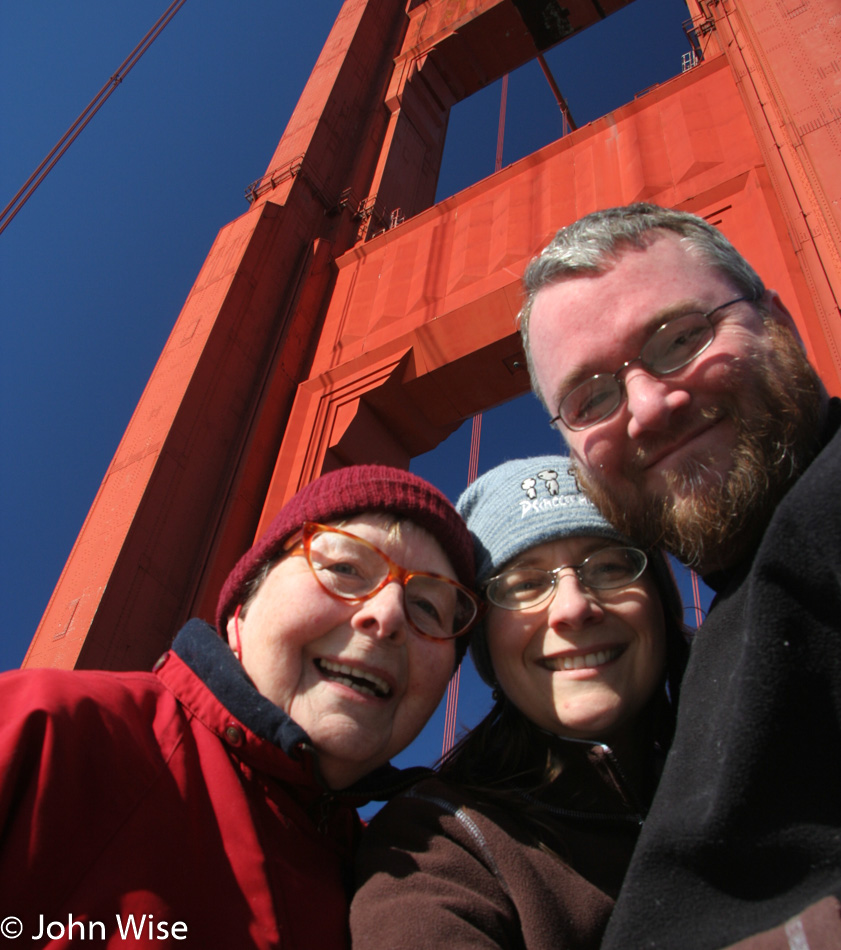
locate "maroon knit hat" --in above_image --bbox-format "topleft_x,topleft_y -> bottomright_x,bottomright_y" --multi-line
216,464 -> 475,636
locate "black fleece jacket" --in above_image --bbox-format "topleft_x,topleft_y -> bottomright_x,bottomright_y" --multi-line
602,398 -> 841,949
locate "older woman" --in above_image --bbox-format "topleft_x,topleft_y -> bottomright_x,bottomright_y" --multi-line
351,456 -> 689,950
0,465 -> 481,949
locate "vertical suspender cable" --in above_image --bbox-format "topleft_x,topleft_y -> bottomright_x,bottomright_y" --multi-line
441,412 -> 483,755
495,75 -> 508,173
690,569 -> 705,628
467,412 -> 482,484
441,665 -> 462,755
536,53 -> 576,135
442,65 -> 502,754
0,0 -> 189,237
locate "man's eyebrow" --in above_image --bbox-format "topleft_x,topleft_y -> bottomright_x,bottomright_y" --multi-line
553,297 -> 707,400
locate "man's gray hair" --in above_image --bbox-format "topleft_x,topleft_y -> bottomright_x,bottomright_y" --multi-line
518,203 -> 766,408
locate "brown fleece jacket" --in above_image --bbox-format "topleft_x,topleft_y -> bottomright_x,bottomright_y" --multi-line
351,742 -> 647,950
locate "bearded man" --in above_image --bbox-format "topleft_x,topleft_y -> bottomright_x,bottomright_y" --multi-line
520,203 -> 840,949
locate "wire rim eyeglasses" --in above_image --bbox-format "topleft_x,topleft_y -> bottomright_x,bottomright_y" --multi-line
550,295 -> 757,431
288,522 -> 483,640
484,546 -> 648,611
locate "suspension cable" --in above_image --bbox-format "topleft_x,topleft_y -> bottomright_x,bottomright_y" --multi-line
441,412 -> 483,755
495,75 -> 508,172
441,665 -> 462,755
689,568 -> 705,628
0,0 -> 188,237
536,53 -> 577,135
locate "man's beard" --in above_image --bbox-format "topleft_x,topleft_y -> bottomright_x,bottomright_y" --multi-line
574,322 -> 824,574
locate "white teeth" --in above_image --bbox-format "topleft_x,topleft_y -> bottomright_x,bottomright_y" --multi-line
317,659 -> 391,697
546,648 -> 621,671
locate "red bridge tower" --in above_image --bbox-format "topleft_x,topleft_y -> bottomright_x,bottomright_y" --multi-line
25,0 -> 841,670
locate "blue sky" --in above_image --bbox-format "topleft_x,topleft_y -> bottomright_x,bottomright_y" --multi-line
1,0 -> 708,780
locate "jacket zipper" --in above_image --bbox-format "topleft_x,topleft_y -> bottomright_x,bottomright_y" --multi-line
517,737 -> 646,827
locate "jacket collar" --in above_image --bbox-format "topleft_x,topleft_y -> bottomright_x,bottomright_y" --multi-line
169,619 -> 432,803
172,619 -> 310,754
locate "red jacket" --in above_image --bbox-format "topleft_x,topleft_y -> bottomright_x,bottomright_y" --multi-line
0,621 -> 364,949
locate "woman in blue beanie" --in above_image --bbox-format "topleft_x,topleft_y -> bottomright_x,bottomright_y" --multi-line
351,455 -> 689,950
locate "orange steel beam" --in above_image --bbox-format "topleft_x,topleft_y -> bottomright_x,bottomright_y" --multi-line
258,51 -> 839,532
23,0 -> 638,670
25,0 -> 416,670
687,0 -> 841,389
25,0 -> 840,671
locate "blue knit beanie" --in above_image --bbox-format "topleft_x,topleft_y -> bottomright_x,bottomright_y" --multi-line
457,455 -> 633,685
456,455 -> 629,586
